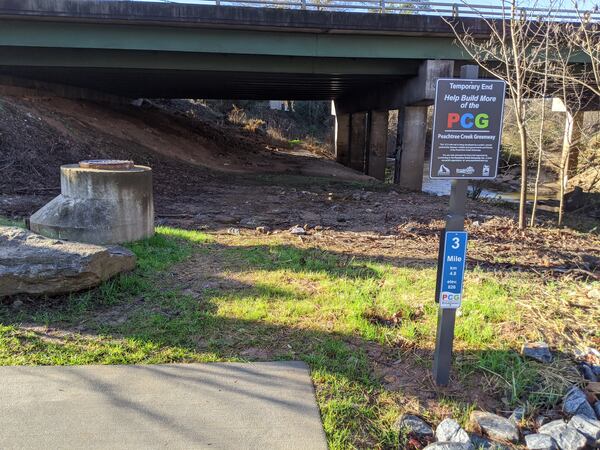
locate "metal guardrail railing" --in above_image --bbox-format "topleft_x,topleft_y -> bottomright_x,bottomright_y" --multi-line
128,0 -> 600,21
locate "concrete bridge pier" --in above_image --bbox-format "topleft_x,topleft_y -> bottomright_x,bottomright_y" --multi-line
561,110 -> 584,178
552,97 -> 597,181
366,110 -> 389,181
335,112 -> 351,167
334,59 -> 453,189
334,108 -> 389,181
396,106 -> 428,191
350,112 -> 368,172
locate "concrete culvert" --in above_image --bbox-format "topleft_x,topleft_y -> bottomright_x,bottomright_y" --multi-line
29,161 -> 154,245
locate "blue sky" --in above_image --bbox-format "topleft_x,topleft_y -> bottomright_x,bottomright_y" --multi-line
129,0 -> 598,16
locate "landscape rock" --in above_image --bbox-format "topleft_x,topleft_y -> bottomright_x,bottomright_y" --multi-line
436,418 -> 472,445
289,226 -> 306,235
522,342 -> 553,363
539,420 -> 568,436
395,414 -> 434,438
509,406 -> 526,425
563,386 -> 597,420
0,226 -> 136,297
538,420 -> 587,450
568,414 -> 600,445
424,443 -> 473,450
470,411 -> 520,443
554,427 -> 588,450
468,433 -> 510,449
524,433 -> 557,450
564,186 -> 586,212
535,416 -> 549,428
594,402 -> 600,419
579,363 -> 599,382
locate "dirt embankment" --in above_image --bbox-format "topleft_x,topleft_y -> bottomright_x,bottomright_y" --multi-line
0,96 -> 365,194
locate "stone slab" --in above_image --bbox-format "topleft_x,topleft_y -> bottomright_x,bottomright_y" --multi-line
0,361 -> 328,450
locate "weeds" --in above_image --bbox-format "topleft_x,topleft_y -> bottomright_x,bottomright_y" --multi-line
0,217 -> 24,227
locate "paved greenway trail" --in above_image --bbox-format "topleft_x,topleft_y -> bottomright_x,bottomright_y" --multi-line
0,362 -> 328,450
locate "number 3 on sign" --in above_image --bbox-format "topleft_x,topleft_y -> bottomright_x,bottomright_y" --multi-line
451,236 -> 460,249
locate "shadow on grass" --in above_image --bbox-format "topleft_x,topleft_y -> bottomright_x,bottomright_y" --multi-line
0,228 -> 582,449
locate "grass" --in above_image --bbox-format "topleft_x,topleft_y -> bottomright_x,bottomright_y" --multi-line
0,217 -> 24,227
0,225 -> 596,449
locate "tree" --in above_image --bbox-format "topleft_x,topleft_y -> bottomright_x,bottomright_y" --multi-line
443,0 -> 555,228
444,0 -> 599,228
547,12 -> 599,224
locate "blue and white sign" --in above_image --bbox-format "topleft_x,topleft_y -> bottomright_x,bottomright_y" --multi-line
439,231 -> 468,309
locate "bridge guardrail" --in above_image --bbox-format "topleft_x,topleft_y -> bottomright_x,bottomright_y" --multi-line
126,0 -> 599,22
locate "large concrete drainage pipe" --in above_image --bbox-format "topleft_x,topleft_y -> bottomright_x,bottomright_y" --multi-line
30,160 -> 154,245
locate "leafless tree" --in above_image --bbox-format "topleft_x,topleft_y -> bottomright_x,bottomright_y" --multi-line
443,0 -> 558,228
444,0 -> 599,227
544,10 -> 598,224
530,32 -> 552,226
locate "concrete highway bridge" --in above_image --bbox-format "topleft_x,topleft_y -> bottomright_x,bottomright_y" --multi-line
0,0 -> 596,189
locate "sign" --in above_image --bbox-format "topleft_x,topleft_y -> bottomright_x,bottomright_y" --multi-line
439,231 -> 468,309
430,79 -> 506,179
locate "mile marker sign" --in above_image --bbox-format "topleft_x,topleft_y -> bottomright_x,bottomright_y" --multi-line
430,79 -> 506,180
439,231 -> 468,309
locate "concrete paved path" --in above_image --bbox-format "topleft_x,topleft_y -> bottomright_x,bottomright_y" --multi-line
0,361 -> 328,450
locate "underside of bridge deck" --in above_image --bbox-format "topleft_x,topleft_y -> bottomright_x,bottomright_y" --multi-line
0,1 -> 472,190
0,48 -> 424,100
0,0 -> 592,192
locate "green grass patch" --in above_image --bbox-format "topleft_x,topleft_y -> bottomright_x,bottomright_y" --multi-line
126,226 -> 209,272
0,226 -> 593,448
0,217 -> 25,227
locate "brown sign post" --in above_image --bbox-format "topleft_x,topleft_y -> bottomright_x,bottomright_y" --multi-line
431,67 -> 505,386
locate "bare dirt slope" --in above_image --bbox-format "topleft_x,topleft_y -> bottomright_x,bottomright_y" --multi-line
0,95 -> 366,193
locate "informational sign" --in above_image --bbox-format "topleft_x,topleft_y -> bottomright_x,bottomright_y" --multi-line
430,79 -> 506,179
439,231 -> 468,309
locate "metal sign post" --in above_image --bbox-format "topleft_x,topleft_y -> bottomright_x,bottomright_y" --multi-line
431,66 -> 505,386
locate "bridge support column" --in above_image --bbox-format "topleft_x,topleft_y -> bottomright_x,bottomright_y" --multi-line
397,105 -> 427,191
350,112 -> 367,172
366,110 -> 389,181
335,112 -> 351,166
561,110 -> 584,178
393,107 -> 405,183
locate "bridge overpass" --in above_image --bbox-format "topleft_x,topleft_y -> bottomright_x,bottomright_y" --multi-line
0,0 -> 595,189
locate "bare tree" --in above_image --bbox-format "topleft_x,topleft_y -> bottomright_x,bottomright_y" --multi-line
530,32 -> 552,226
545,12 -> 598,225
443,0 -> 556,228
558,7 -> 600,97
444,0 -> 599,227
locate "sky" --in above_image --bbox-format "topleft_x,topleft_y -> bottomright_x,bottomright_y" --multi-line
126,0 -> 598,19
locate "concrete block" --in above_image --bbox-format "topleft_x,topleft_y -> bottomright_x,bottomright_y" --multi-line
30,164 -> 154,245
